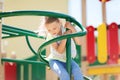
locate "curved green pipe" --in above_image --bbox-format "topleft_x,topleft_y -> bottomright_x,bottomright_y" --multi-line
0,11 -> 86,60
1,11 -> 87,64
1,11 -> 90,80
0,10 -> 71,18
1,10 -> 87,64
0,10 -> 85,31
25,36 -> 38,56
37,31 -> 86,64
2,24 -> 45,39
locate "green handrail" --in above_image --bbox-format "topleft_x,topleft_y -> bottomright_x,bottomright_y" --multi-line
0,10 -> 86,31
1,10 -> 90,80
1,58 -> 46,65
25,36 -> 38,56
2,24 -> 45,39
0,10 -> 86,64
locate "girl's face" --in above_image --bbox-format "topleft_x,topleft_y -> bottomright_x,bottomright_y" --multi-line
45,21 -> 62,36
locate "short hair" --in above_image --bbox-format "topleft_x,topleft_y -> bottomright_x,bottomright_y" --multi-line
45,17 -> 59,24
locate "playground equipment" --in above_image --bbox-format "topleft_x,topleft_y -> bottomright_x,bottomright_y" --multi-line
0,10 -> 91,80
86,22 -> 120,75
84,1 -> 120,79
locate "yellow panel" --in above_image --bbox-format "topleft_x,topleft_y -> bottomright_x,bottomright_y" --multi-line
97,23 -> 107,63
87,65 -> 120,75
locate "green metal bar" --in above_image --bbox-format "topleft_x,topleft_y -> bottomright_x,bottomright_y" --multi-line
0,10 -> 71,18
2,29 -> 24,39
24,64 -> 29,80
2,26 -> 36,37
1,58 -> 46,65
25,55 -> 37,60
2,31 -> 23,39
74,45 -> 81,66
16,64 -> 21,80
2,24 -> 45,39
37,30 -> 86,65
0,10 -> 91,79
0,11 -> 86,32
2,30 -> 19,35
32,63 -> 46,80
2,24 -> 37,35
0,10 -> 86,65
25,36 -> 38,56
2,35 -> 23,39
66,38 -> 71,79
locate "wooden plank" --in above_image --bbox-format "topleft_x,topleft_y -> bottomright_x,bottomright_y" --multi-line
97,23 -> 108,63
86,26 -> 96,64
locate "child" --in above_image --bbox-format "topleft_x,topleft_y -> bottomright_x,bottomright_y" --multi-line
38,17 -> 84,80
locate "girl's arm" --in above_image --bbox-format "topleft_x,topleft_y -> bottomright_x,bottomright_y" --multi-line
52,39 -> 67,54
52,30 -> 71,54
70,28 -> 81,45
64,22 -> 81,45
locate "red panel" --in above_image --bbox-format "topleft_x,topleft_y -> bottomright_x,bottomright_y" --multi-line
107,22 -> 119,64
86,26 -> 96,64
5,62 -> 17,80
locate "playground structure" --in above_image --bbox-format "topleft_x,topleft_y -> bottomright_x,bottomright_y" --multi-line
0,10 -> 91,80
84,1 -> 120,78
1,0 -> 120,80
86,23 -> 120,75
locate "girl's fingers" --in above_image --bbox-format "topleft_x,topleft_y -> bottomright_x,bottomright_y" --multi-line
64,30 -> 72,34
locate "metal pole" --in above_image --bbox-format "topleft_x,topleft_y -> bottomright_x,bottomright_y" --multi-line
102,2 -> 106,23
0,0 -> 4,80
66,38 -> 71,79
81,0 -> 88,75
81,0 -> 86,27
0,0 -> 3,63
81,0 -> 87,57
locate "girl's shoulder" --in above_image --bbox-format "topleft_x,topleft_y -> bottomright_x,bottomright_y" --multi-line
46,33 -> 54,41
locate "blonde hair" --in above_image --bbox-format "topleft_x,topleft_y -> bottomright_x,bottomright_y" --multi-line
37,17 -> 61,37
36,17 -> 46,37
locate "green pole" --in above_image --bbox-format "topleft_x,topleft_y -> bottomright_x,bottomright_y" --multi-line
66,38 -> 71,79
74,45 -> 81,66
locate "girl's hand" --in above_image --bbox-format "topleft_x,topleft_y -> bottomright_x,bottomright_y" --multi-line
64,21 -> 74,30
63,30 -> 72,35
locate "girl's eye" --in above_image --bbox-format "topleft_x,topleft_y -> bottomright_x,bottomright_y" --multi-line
48,29 -> 51,32
53,28 -> 56,30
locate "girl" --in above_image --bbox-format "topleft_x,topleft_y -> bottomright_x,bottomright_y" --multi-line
39,17 -> 84,80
